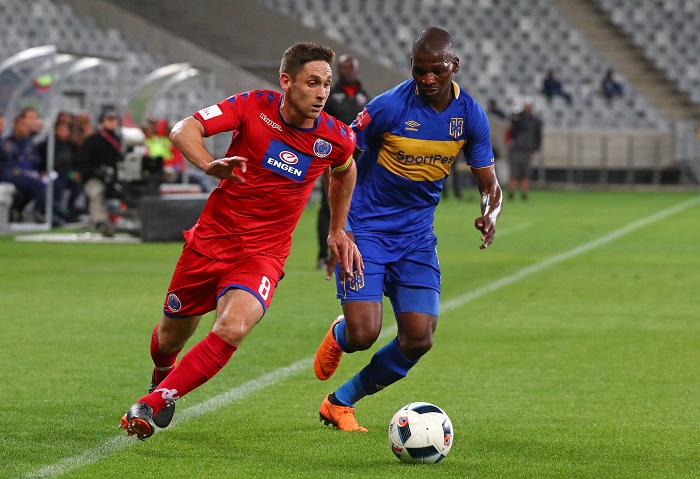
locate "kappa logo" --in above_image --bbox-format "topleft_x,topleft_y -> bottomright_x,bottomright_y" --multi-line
259,112 -> 283,132
405,120 -> 420,132
155,388 -> 180,405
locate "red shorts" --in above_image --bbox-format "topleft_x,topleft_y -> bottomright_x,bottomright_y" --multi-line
163,244 -> 285,318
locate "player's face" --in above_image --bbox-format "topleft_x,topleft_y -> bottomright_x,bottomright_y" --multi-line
411,51 -> 459,110
281,60 -> 332,127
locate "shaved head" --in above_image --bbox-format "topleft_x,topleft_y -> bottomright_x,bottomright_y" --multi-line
412,27 -> 456,58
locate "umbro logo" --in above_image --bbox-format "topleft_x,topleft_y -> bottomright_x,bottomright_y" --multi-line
405,120 -> 420,131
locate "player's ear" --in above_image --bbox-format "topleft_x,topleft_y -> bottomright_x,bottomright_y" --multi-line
452,57 -> 460,74
279,72 -> 292,92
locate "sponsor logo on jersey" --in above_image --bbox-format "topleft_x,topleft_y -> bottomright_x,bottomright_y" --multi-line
263,140 -> 312,182
166,293 -> 182,312
449,117 -> 464,138
198,105 -> 222,120
313,138 -> 332,158
279,150 -> 298,164
354,108 -> 371,131
260,112 -> 283,132
405,120 -> 420,132
396,150 -> 456,166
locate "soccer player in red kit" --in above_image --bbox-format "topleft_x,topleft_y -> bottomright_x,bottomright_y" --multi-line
119,42 -> 363,440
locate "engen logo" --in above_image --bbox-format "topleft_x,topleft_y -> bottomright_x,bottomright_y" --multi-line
262,140 -> 311,182
279,150 -> 299,164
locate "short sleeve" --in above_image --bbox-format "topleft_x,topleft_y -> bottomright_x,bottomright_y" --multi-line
463,101 -> 494,168
192,92 -> 249,137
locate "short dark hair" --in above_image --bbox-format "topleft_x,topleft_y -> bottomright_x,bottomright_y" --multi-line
412,27 -> 456,58
279,42 -> 335,80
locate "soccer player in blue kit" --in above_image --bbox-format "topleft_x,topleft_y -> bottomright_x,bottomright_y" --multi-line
314,27 -> 503,432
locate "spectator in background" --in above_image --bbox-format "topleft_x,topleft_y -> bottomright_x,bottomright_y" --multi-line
143,118 -> 185,184
601,68 -> 624,103
0,113 -> 5,137
37,116 -> 84,222
0,113 -> 47,220
71,111 -> 94,149
318,54 -> 370,270
542,70 -> 572,105
487,98 -> 507,120
19,107 -> 44,142
77,107 -> 123,235
506,99 -> 542,201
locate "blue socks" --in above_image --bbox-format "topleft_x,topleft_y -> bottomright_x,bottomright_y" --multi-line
333,318 -> 355,353
334,337 -> 418,407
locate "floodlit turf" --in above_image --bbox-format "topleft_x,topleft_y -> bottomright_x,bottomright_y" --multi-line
1,190 -> 699,479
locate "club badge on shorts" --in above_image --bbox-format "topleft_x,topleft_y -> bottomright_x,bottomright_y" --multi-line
167,293 -> 182,312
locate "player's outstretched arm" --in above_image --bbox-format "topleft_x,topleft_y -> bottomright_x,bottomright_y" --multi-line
472,165 -> 502,249
327,160 -> 363,278
170,117 -> 247,182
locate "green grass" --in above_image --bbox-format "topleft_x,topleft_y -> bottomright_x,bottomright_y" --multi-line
1,190 -> 699,479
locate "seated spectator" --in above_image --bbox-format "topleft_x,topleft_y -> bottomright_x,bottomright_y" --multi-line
37,116 -> 85,222
0,113 -> 5,137
19,106 -> 45,142
0,113 -> 47,221
542,69 -> 573,105
601,69 -> 624,103
76,107 -> 123,234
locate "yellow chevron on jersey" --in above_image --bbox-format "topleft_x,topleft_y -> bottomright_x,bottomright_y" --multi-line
377,133 -> 465,181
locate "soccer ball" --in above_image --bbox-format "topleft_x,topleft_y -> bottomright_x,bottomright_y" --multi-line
388,402 -> 453,464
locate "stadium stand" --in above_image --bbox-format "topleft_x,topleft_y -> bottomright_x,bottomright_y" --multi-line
0,0 -> 224,129
596,0 -> 700,107
1,0 -> 698,188
260,0 -> 677,130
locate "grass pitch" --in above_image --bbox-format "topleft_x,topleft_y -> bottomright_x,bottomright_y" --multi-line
1,190 -> 699,479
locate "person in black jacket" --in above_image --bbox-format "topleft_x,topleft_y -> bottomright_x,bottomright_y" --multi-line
77,107 -> 122,234
37,116 -> 84,221
317,55 -> 370,268
506,100 -> 542,201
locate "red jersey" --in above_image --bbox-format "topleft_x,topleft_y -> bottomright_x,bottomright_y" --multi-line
185,90 -> 356,263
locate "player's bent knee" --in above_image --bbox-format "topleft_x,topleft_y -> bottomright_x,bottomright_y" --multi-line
345,328 -> 381,351
399,336 -> 434,360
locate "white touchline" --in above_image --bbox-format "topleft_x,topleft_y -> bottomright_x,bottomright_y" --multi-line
22,195 -> 700,479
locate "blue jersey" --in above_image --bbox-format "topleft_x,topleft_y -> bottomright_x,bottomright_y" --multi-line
349,79 -> 493,237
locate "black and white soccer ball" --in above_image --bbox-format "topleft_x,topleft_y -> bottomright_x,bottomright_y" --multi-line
388,402 -> 453,464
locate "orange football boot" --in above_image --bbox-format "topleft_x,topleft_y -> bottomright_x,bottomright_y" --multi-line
314,316 -> 344,380
319,395 -> 368,432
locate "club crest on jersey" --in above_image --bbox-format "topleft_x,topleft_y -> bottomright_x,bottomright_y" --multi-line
263,140 -> 311,182
313,138 -> 332,158
167,293 -> 182,312
449,117 -> 464,138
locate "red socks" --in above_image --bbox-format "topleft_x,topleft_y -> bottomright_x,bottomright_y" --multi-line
151,325 -> 181,384
140,331 -> 237,414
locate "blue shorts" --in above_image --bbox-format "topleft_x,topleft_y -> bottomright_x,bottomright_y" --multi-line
336,232 -> 441,316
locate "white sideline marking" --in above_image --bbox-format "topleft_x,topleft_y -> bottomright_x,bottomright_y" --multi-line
22,195 -> 700,478
494,222 -> 531,238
